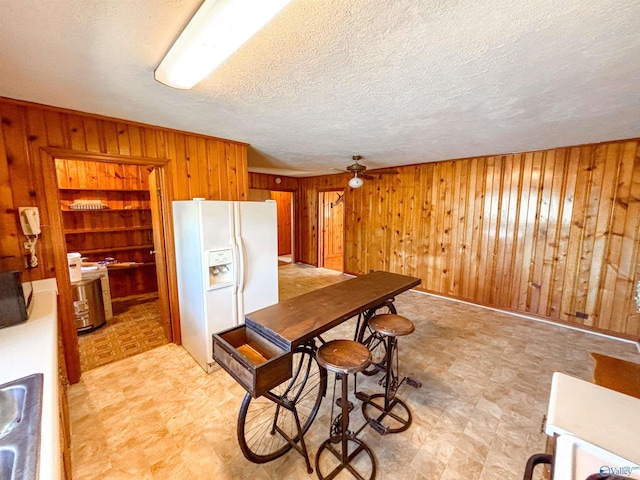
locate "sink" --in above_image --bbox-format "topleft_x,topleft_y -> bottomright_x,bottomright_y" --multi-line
0,384 -> 26,438
554,434 -> 640,479
0,374 -> 43,480
0,448 -> 16,480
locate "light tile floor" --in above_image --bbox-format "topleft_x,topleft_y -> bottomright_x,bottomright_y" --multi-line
69,264 -> 640,479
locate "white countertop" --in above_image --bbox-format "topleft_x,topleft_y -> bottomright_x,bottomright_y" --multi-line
0,278 -> 60,480
546,372 -> 640,466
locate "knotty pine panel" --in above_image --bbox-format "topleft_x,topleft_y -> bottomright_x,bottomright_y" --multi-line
108,266 -> 159,298
271,191 -> 292,256
249,172 -> 299,191
298,141 -> 640,339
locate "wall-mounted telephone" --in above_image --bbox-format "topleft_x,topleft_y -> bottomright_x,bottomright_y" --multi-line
18,207 -> 40,267
18,207 -> 41,236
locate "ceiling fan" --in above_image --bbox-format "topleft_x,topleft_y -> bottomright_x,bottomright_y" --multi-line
341,156 -> 399,188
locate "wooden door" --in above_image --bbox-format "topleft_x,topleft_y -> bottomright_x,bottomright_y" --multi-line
319,191 -> 344,272
148,168 -> 172,341
271,191 -> 292,256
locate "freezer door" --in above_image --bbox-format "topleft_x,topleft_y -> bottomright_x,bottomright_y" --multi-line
173,201 -> 208,371
173,200 -> 237,373
235,202 -> 279,323
199,201 -> 234,252
200,202 -> 238,370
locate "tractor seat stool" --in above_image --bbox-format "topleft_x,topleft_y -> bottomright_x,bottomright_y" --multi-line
315,339 -> 376,480
360,314 -> 421,435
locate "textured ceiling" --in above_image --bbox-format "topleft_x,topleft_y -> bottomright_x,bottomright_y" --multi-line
1,0 -> 639,176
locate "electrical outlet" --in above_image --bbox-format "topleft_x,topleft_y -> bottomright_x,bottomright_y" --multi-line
575,311 -> 589,319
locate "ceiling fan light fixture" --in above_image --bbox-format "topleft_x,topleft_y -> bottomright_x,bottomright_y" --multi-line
155,0 -> 292,89
348,175 -> 364,189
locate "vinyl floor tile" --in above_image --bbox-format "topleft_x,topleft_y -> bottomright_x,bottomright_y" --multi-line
69,264 -> 640,479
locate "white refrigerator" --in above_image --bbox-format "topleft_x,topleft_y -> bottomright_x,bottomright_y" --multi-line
173,199 -> 279,373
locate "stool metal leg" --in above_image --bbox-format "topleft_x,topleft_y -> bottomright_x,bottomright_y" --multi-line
362,335 -> 416,434
340,372 -> 349,465
316,373 -> 376,480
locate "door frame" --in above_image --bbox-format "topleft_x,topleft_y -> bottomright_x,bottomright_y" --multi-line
317,189 -> 345,271
41,147 -> 174,384
270,190 -> 294,261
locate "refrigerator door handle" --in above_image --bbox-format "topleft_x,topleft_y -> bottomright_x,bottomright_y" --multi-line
236,235 -> 246,293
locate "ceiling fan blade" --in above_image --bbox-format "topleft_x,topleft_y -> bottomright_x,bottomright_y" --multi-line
360,173 -> 374,180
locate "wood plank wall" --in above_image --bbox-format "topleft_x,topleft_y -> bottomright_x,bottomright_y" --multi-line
0,97 -> 248,281
0,97 -> 249,383
271,191 -> 292,256
296,141 -> 640,339
249,172 -> 298,192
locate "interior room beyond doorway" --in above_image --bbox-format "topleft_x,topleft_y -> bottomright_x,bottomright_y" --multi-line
248,189 -> 294,264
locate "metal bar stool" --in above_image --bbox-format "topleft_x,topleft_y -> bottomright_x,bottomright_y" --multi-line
358,314 -> 421,435
315,339 -> 376,480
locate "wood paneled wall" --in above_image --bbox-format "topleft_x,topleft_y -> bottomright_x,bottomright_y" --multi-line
298,142 -> 640,339
0,97 -> 248,281
0,97 -> 249,383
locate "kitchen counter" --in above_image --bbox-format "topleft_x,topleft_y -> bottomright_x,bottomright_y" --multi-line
0,278 -> 60,480
546,372 -> 640,467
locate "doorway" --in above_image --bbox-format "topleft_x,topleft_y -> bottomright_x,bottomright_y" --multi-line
318,190 -> 344,272
42,149 -> 173,383
271,191 -> 293,264
55,158 -> 170,371
248,189 -> 294,265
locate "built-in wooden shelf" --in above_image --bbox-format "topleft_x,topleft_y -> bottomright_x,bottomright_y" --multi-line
61,208 -> 151,212
79,244 -> 154,255
58,187 -> 150,193
64,226 -> 153,235
106,262 -> 157,270
56,158 -> 158,299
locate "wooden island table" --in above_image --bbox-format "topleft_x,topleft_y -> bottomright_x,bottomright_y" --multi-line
212,270 -> 420,471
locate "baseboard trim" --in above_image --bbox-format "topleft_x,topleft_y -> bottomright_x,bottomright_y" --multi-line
411,289 -> 638,346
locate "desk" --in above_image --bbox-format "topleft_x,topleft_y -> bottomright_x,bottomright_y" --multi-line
246,271 -> 421,351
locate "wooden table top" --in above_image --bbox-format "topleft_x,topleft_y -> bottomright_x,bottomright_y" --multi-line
245,271 -> 420,351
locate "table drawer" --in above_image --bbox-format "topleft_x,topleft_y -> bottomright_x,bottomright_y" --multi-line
213,325 -> 292,398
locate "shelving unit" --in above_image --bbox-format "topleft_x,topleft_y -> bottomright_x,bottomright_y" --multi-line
56,159 -> 159,298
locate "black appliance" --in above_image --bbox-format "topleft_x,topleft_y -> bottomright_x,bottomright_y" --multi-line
0,259 -> 33,328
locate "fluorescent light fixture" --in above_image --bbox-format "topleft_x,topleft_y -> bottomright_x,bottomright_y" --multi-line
348,175 -> 364,189
155,0 -> 292,89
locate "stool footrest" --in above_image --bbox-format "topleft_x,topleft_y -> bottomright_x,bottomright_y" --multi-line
368,419 -> 389,435
355,391 -> 371,402
335,397 -> 354,412
406,377 -> 422,388
371,362 -> 386,373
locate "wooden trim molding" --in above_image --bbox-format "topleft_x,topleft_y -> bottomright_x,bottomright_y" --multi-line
43,147 -> 171,167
